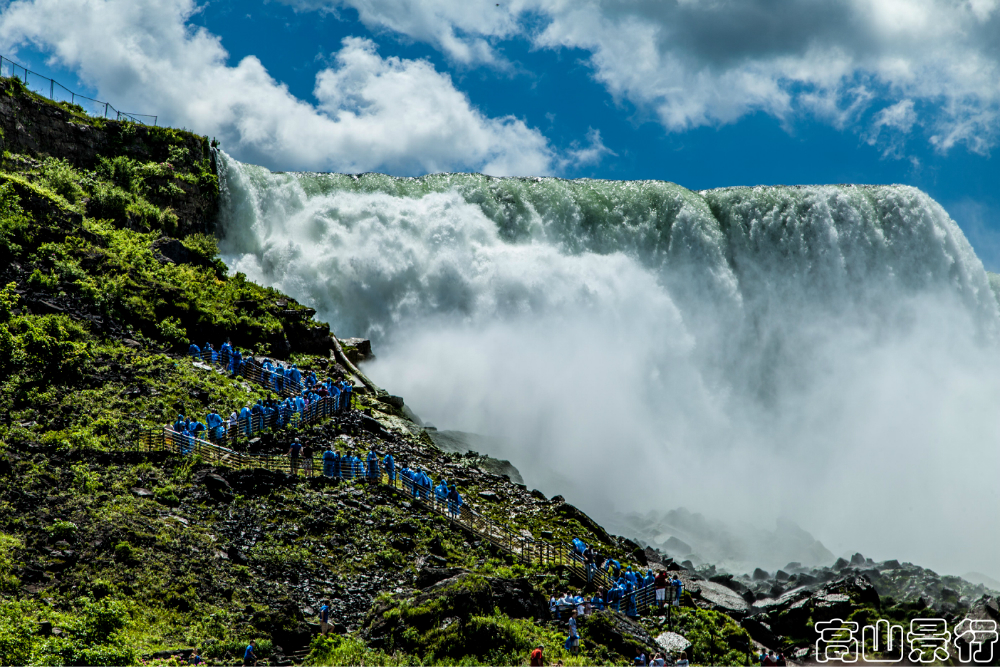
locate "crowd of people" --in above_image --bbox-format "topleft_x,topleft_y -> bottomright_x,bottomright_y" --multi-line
567,538 -> 685,617
168,339 -> 354,452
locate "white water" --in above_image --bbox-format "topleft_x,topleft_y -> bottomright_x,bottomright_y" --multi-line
217,151 -> 1000,577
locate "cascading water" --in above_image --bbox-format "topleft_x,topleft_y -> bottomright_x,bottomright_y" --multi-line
216,150 -> 1000,577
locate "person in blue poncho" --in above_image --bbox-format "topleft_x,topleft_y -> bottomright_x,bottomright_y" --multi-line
625,566 -> 638,588
447,485 -> 462,518
294,394 -> 305,413
188,343 -> 201,359
435,479 -> 449,507
366,450 -> 380,482
230,348 -> 243,376
572,538 -> 586,556
330,383 -> 341,412
322,446 -> 337,478
341,454 -> 354,480
204,343 -> 216,363
288,365 -> 302,391
173,414 -> 186,433
206,411 -> 224,442
671,574 -> 683,606
274,364 -> 285,392
383,453 -> 395,483
220,340 -> 232,367
605,558 -> 621,579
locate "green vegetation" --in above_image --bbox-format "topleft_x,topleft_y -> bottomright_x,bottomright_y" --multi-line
0,74 -> 769,666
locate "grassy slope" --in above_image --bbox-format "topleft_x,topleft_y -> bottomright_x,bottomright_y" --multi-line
0,77 -> 763,666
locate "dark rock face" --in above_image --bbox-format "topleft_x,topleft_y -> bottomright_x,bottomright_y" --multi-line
581,610 -> 660,659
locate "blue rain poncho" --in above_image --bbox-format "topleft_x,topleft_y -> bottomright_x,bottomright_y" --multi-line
383,454 -> 395,481
322,449 -> 337,477
188,343 -> 201,358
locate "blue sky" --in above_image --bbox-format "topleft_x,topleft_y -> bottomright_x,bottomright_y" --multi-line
2,0 -> 999,267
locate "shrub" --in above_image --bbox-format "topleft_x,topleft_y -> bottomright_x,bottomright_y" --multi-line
38,158 -> 85,205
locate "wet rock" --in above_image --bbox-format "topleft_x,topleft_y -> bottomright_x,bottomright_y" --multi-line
131,487 -> 153,498
752,568 -> 769,581
850,553 -> 866,566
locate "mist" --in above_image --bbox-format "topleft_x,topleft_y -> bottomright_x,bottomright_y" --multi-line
216,152 -> 1000,579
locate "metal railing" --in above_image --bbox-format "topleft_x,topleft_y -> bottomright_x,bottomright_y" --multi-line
0,54 -> 156,125
134,424 -> 668,618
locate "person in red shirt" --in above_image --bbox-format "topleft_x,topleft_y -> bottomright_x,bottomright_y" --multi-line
529,644 -> 546,666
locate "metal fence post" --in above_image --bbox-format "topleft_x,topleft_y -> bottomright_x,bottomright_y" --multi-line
104,102 -> 108,118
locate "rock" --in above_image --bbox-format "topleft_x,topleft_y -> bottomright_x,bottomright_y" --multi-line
131,487 -> 153,498
195,471 -> 233,502
644,547 -> 663,564
775,570 -> 789,581
833,557 -> 849,570
477,491 -> 499,501
377,395 -> 404,409
415,567 -> 467,589
693,580 -> 750,616
540,530 -> 554,540
581,610 -> 660,660
850,553 -> 866,566
530,489 -> 547,501
681,560 -> 695,571
753,568 -> 770,581
655,631 -> 692,655
37,621 -> 52,636
880,559 -> 901,570
339,338 -> 373,362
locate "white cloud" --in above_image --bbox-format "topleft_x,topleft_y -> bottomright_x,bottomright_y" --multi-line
866,99 -> 919,156
0,0 -> 559,175
563,127 -> 615,168
299,0 -> 1000,155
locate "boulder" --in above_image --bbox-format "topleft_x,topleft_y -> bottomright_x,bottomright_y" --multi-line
752,568 -> 769,581
581,610 -> 660,660
850,553 -> 866,566
655,631 -> 692,655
